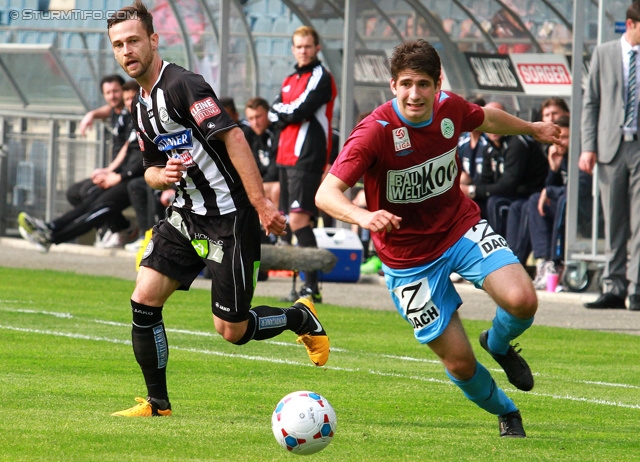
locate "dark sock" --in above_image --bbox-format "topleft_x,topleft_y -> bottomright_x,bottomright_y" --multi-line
233,305 -> 304,345
281,222 -> 293,244
294,226 -> 319,292
360,228 -> 371,260
131,300 -> 169,401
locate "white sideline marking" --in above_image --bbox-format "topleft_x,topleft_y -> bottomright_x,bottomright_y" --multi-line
1,323 -> 640,410
524,391 -> 640,409
0,307 -> 347,352
93,319 -> 348,352
0,324 -> 130,345
171,345 -> 314,366
2,307 -> 73,318
0,323 -> 311,366
0,306 -> 636,381
582,380 -> 640,390
369,369 -> 452,385
382,354 -> 441,365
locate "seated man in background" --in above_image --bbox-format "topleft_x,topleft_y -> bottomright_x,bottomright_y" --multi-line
462,102 -> 548,238
526,115 -> 571,289
504,97 -> 571,267
458,97 -> 489,186
125,178 -> 176,252
242,97 -> 280,210
78,74 -> 129,151
220,96 -> 244,125
75,74 -> 133,247
17,80 -> 143,252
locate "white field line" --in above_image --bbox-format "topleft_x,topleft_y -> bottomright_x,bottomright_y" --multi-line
0,306 -> 349,352
2,307 -> 639,389
2,320 -> 640,410
0,324 -> 130,345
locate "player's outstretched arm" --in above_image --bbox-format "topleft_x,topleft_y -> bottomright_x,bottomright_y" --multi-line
316,174 -> 401,233
479,106 -> 560,145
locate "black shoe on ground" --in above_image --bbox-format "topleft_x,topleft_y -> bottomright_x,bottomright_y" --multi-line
280,285 -> 322,304
627,294 -> 640,311
299,285 -> 322,304
584,292 -> 626,309
499,410 -> 526,438
479,330 -> 534,391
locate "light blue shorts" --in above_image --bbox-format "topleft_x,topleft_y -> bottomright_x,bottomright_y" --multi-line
383,220 -> 519,344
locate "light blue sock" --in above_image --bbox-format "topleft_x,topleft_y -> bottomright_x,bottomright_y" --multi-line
487,306 -> 534,355
446,362 -> 517,416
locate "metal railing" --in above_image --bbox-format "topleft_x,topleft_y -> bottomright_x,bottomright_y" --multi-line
0,110 -> 107,237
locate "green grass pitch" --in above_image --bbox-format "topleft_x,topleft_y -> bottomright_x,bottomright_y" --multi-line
1,267 -> 639,461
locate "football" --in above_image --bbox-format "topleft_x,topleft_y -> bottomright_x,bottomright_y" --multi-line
271,391 -> 337,455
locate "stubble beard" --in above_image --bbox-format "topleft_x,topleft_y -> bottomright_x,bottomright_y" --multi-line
122,52 -> 154,80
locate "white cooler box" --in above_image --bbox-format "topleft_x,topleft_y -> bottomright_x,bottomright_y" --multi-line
313,227 -> 363,283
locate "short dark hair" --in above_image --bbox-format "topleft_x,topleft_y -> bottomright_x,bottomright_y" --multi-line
245,97 -> 269,112
628,1 -> 640,22
356,110 -> 372,124
107,0 -> 154,36
99,74 -> 125,92
122,79 -> 140,93
219,97 -> 237,114
389,39 -> 441,84
554,114 -> 570,129
541,97 -> 569,114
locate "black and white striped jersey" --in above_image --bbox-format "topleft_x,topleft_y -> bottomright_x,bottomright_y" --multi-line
132,61 -> 251,216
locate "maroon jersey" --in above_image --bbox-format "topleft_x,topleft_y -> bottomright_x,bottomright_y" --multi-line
330,92 -> 485,268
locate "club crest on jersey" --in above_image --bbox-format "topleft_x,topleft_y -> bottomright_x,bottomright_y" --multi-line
393,127 -> 411,151
159,107 -> 170,124
441,118 -> 454,139
190,97 -> 221,124
154,129 -> 193,152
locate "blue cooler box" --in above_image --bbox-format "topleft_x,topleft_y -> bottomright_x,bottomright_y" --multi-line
313,227 -> 363,282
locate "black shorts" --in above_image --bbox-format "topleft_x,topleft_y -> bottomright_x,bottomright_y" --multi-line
279,168 -> 322,218
262,162 -> 279,183
140,206 -> 261,323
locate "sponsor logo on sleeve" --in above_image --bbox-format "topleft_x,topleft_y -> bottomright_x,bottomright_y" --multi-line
189,97 -> 221,124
